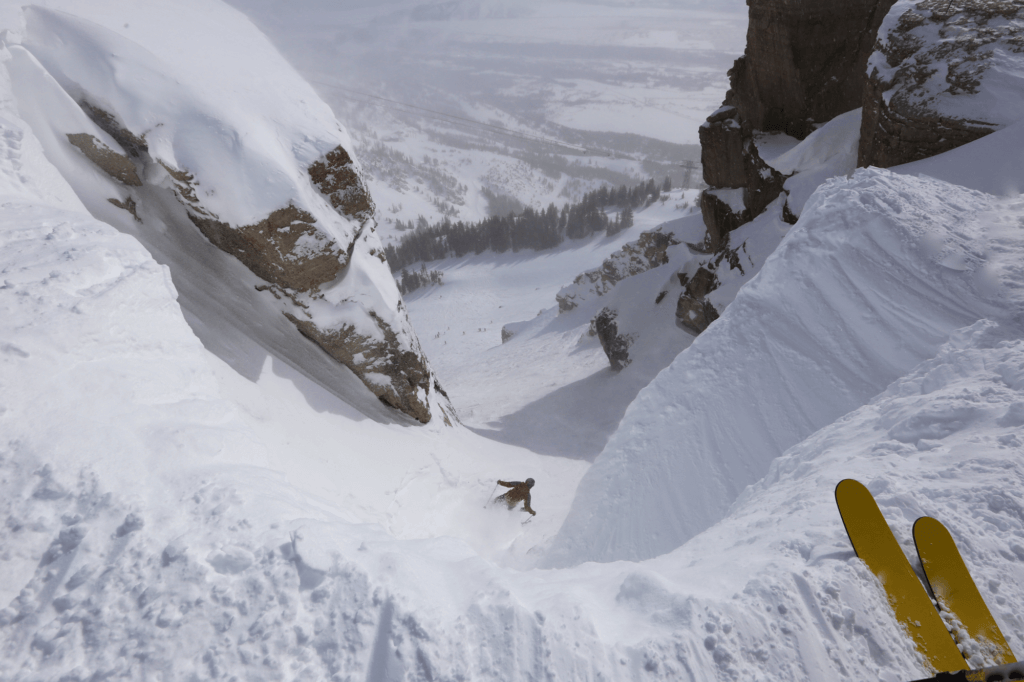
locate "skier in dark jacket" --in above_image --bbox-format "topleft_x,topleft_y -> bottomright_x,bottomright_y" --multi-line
495,478 -> 536,516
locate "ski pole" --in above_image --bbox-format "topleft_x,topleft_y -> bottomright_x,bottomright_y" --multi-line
483,481 -> 498,508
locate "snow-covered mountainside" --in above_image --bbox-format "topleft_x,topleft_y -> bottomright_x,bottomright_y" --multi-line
4,1 -> 1024,681
543,0 -> 1024,568
5,1 -> 451,424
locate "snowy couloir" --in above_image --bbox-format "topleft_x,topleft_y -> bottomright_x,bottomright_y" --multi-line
2,1 -> 1024,682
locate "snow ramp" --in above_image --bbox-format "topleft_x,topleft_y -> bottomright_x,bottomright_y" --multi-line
545,167 -> 1018,566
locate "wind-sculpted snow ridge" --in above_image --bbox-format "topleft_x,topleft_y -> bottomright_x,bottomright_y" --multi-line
644,316 -> 1024,679
4,2 -> 452,424
545,167 -> 1024,566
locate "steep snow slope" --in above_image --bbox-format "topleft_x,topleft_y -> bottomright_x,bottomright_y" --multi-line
4,1 -> 451,423
546,167 -> 1021,566
6,165 -> 1024,680
0,193 -> 588,679
0,62 -> 591,677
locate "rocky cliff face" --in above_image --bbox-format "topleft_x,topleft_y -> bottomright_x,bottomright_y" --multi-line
156,142 -> 440,423
14,6 -> 453,425
694,0 -> 896,328
728,0 -> 897,139
553,228 -> 683,370
859,0 -> 1024,167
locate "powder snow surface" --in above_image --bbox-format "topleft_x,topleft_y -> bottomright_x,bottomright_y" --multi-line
3,2 -> 1024,682
547,168 -> 1022,566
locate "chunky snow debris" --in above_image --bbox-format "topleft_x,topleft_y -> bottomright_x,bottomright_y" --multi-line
546,167 -> 1024,566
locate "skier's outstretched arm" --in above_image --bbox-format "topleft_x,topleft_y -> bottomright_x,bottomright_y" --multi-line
497,480 -> 514,488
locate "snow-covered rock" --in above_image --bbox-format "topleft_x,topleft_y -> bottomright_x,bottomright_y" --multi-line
5,2 -> 451,424
556,229 -> 681,315
860,0 -> 1024,167
677,104 -> 861,345
546,166 -> 1022,566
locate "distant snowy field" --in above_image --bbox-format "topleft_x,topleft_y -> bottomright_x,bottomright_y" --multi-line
227,0 -> 748,228
3,1 -> 1024,682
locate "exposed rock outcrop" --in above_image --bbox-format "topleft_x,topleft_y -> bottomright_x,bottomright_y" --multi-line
175,187 -> 347,293
79,100 -> 149,158
548,225 -> 695,370
859,0 -> 1024,167
77,105 -> 441,422
66,133 -> 141,186
674,241 -> 748,336
675,267 -> 720,335
594,308 -> 632,371
728,0 -> 896,139
557,229 -> 680,313
699,106 -> 745,188
156,146 -> 439,423
309,145 -> 375,223
286,311 -> 433,423
693,0 -> 897,330
107,196 -> 140,221
698,187 -> 748,252
701,0 -> 896,229
741,139 -> 787,219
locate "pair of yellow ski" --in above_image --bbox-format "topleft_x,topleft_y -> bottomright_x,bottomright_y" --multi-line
835,479 -> 1016,677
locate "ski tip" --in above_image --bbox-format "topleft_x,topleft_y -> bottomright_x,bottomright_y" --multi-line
835,478 -> 866,502
912,516 -> 946,539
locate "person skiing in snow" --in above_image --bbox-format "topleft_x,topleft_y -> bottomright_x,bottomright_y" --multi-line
495,478 -> 536,516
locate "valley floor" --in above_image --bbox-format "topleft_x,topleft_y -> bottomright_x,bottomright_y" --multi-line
404,192 -> 702,460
